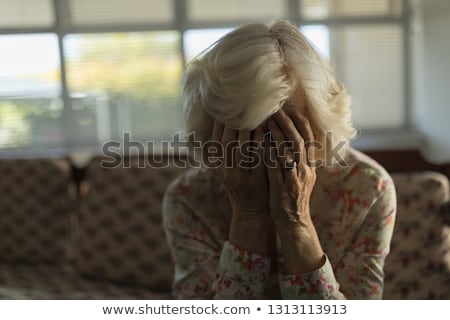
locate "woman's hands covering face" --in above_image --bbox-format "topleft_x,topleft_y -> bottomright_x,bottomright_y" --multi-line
213,110 -> 324,270
212,109 -> 317,227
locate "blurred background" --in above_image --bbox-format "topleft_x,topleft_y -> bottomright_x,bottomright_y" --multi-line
0,0 -> 449,164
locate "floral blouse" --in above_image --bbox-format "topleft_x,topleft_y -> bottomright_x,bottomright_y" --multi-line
162,148 -> 396,299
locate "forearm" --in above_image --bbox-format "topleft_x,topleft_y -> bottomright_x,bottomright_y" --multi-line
228,214 -> 269,257
278,216 -> 325,274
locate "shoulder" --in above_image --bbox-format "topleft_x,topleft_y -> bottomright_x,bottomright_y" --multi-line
164,168 -> 221,201
319,148 -> 396,203
345,148 -> 394,195
163,168 -> 225,221
344,149 -> 397,218
163,168 -> 208,228
162,168 -> 230,241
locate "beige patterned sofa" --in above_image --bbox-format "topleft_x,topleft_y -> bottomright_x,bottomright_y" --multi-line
0,156 -> 186,299
0,156 -> 449,299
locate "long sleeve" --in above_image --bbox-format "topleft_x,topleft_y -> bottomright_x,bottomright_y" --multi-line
279,256 -> 344,299
162,172 -> 270,299
332,177 -> 397,299
279,168 -> 397,299
213,242 -> 270,298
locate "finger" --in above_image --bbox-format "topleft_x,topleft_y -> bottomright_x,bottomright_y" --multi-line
261,120 -> 269,134
251,126 -> 265,171
267,119 -> 293,180
289,112 -> 314,142
268,118 -> 296,170
263,127 -> 281,184
222,125 -> 238,168
269,116 -> 300,184
289,112 -> 315,166
212,120 -> 224,141
236,129 -> 251,169
209,121 -> 225,168
273,110 -> 304,166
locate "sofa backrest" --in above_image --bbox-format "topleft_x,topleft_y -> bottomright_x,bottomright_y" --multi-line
384,171 -> 450,299
73,155 -> 189,292
0,158 -> 74,264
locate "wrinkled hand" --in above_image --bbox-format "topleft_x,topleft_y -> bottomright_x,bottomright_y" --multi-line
264,110 -> 317,228
212,121 -> 270,256
264,110 -> 325,273
211,121 -> 269,217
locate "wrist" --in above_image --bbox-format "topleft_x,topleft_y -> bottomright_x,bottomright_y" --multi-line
272,209 -> 313,232
229,215 -> 269,257
278,222 -> 325,274
231,203 -> 270,217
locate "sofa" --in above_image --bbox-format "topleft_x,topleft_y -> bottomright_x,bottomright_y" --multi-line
0,155 -> 449,299
0,156 -> 185,299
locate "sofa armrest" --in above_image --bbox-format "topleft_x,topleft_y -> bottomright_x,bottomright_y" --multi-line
384,171 -> 450,299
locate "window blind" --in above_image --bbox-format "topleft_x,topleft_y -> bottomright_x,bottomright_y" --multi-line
69,0 -> 174,26
329,25 -> 404,128
0,0 -> 54,28
187,0 -> 286,22
301,0 -> 403,19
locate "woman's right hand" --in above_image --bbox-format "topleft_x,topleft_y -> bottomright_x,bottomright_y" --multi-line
211,121 -> 269,256
212,121 -> 269,217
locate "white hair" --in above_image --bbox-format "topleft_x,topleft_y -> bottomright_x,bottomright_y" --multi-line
182,20 -> 356,165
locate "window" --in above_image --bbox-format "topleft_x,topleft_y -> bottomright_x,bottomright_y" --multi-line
64,32 -> 182,146
329,25 -> 404,128
183,28 -> 233,62
301,25 -> 330,58
299,0 -> 405,129
0,34 -> 62,149
0,0 -> 412,154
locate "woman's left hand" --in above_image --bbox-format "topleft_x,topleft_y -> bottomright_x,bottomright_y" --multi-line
264,109 -> 325,274
265,110 -> 317,227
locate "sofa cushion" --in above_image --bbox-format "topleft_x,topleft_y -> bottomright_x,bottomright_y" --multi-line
0,263 -> 172,299
384,171 -> 450,299
74,155 -> 188,292
0,159 -> 73,264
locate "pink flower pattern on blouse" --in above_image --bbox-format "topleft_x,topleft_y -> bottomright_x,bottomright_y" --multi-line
162,149 -> 396,299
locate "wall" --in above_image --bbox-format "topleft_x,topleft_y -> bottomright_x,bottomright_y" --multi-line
415,0 -> 450,163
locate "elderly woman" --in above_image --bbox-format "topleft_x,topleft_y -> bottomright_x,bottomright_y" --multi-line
162,20 -> 396,299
